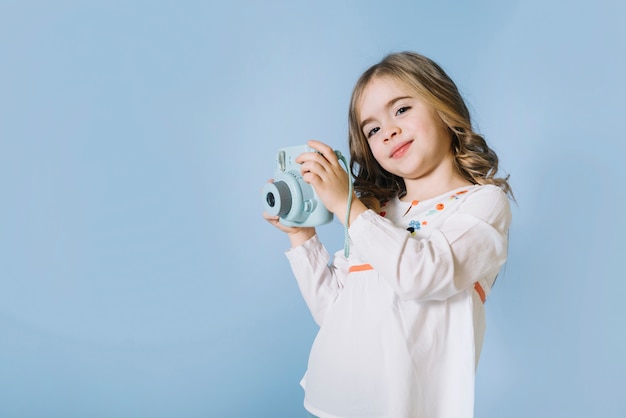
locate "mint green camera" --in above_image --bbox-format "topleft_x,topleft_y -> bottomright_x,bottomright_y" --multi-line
262,145 -> 335,227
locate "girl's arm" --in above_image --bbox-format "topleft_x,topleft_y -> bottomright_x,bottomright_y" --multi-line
262,153 -> 348,325
285,235 -> 348,326
349,185 -> 512,302
264,211 -> 344,326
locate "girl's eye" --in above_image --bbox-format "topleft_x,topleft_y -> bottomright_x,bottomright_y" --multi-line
396,106 -> 411,116
366,127 -> 380,138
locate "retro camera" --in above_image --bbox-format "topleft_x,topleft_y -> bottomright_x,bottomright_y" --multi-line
262,145 -> 340,227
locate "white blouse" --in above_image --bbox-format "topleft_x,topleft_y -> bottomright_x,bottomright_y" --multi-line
286,185 -> 512,418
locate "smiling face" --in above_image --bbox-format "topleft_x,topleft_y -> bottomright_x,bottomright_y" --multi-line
357,76 -> 461,199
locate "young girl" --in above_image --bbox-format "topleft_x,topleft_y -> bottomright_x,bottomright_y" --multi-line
264,51 -> 513,418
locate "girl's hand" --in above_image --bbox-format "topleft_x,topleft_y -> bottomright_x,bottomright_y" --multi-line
297,140 -> 350,215
262,212 -> 316,247
297,140 -> 367,225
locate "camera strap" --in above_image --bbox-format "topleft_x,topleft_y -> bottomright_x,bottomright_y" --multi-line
336,152 -> 353,258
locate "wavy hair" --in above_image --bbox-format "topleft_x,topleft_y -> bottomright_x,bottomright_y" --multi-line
348,52 -> 513,210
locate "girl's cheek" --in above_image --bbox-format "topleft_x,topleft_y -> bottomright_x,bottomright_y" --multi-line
370,144 -> 385,162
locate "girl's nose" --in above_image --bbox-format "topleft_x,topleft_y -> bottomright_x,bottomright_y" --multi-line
383,125 -> 402,142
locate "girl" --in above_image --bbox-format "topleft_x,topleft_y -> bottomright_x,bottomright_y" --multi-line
264,51 -> 513,418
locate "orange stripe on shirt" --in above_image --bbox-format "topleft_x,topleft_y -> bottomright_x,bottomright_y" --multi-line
474,282 -> 486,304
349,264 -> 374,273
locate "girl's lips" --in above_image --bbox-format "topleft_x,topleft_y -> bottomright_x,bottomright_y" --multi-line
390,140 -> 413,159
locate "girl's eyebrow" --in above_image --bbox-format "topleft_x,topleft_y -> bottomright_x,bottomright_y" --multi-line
360,95 -> 412,130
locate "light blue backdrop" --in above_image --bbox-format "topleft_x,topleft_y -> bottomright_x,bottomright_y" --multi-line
1,1 -> 624,417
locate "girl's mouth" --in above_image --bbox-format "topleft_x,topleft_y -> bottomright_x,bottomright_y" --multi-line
390,141 -> 413,159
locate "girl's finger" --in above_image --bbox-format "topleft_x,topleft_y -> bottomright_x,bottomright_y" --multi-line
296,150 -> 328,168
307,140 -> 334,159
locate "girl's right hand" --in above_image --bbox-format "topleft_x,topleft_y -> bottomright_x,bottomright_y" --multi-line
262,211 -> 316,248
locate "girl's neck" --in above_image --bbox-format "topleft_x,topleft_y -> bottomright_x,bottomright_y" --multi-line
400,174 -> 473,203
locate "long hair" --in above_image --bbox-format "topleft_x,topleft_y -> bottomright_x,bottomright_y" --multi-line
348,52 -> 513,211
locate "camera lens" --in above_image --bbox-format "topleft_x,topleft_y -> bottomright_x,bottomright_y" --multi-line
261,180 -> 291,217
266,192 -> 276,208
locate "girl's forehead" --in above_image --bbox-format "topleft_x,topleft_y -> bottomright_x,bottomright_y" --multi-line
357,76 -> 416,115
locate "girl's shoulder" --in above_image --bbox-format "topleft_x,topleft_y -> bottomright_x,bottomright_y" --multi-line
461,184 -> 511,209
458,184 -> 512,227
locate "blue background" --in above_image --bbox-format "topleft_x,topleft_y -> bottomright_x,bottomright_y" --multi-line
1,1 -> 625,417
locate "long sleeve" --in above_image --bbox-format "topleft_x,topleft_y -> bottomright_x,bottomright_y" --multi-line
349,185 -> 511,302
285,235 -> 349,326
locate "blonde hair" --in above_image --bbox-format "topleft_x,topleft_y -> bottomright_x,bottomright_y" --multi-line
348,51 -> 513,210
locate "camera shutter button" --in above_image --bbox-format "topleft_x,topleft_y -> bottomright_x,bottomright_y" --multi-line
303,199 -> 316,213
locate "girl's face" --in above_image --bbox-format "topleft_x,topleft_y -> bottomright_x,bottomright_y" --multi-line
358,76 -> 455,187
